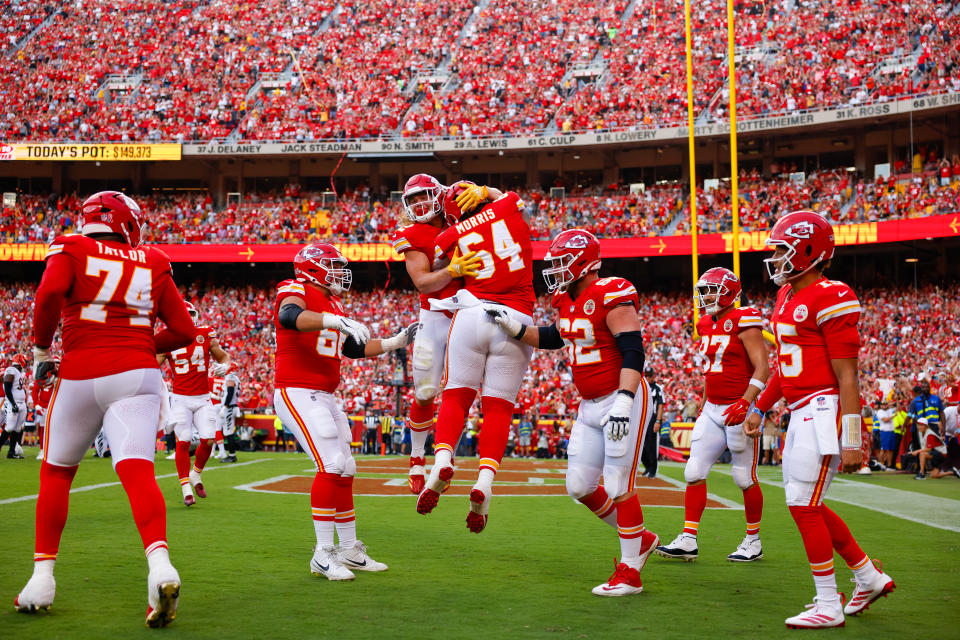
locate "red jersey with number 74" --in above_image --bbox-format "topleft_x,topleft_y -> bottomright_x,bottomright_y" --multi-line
273,279 -> 345,392
552,277 -> 639,400
434,191 -> 535,315
696,306 -> 764,404
164,326 -> 217,396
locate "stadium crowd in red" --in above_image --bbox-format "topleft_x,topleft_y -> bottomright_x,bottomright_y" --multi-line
3,281 -> 957,424
1,0 -> 957,142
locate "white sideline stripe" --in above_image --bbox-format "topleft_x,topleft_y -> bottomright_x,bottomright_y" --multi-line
709,467 -> 960,532
0,458 -> 270,506
655,471 -> 742,509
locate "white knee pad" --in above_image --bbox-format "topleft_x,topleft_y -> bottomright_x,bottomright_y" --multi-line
731,464 -> 754,489
324,448 -> 346,475
343,455 -> 357,477
565,464 -> 600,500
602,465 -> 632,500
683,455 -> 712,484
414,382 -> 438,403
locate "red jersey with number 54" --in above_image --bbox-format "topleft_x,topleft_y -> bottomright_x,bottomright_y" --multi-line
390,222 -> 460,310
552,277 -> 639,400
434,191 -> 535,315
771,278 -> 861,408
273,279 -> 345,392
696,306 -> 764,404
34,235 -> 186,380
164,326 -> 217,396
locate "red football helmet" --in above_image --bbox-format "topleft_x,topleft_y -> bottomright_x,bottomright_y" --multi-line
185,301 -> 199,321
10,353 -> 28,369
442,180 -> 478,225
401,174 -> 445,223
79,191 -> 145,248
542,229 -> 601,293
695,267 -> 741,315
764,210 -> 835,285
294,242 -> 352,294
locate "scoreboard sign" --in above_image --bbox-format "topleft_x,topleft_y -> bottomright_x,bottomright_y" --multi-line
0,143 -> 181,161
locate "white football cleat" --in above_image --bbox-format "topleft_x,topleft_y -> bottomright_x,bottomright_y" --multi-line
337,540 -> 388,572
145,564 -> 180,628
592,561 -> 644,597
785,596 -> 845,629
15,572 -> 56,612
416,462 -> 453,515
844,560 -> 895,616
36,449 -> 44,460
727,536 -> 763,562
655,533 -> 698,561
310,546 -> 355,581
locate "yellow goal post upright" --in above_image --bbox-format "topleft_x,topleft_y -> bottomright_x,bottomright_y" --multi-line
726,0 -> 742,299
683,0 -> 700,331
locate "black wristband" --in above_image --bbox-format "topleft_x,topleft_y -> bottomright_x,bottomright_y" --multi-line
618,389 -> 636,399
515,324 -> 527,340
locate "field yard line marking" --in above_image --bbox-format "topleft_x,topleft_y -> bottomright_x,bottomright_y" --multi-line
528,477 -> 545,485
0,458 -> 271,506
709,467 -> 960,532
654,472 -> 742,508
383,478 -> 407,486
234,474 -> 297,494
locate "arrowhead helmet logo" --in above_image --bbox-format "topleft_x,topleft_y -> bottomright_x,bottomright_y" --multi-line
785,221 -> 816,239
563,234 -> 590,249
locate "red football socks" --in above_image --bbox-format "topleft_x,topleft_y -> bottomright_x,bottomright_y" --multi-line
477,396 -> 513,473
311,472 -> 340,547
579,486 -> 617,526
743,483 -> 763,537
116,459 -> 167,552
33,462 -> 78,561
193,439 -> 213,472
174,441 -> 191,481
433,387 -> 476,453
408,400 -> 436,429
683,483 -> 707,536
822,504 -> 868,567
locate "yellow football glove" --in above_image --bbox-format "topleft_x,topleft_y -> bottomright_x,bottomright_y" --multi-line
455,184 -> 489,214
447,248 -> 483,278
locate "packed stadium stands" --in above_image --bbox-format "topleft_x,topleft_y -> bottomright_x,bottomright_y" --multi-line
2,0 -> 958,143
3,281 -> 957,420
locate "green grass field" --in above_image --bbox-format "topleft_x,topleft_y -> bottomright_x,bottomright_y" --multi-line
1,449 -> 958,639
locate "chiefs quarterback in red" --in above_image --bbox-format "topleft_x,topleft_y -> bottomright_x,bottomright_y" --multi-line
416,182 -> 535,534
18,191 -> 195,627
157,301 -> 231,506
389,174 -> 480,493
488,229 -> 656,596
656,267 -> 768,563
743,211 -> 895,628
273,242 -> 417,581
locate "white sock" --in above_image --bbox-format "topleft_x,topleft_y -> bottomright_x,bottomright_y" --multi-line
619,528 -> 647,570
410,429 -> 429,460
475,468 -> 495,493
434,448 -> 453,470
813,571 -> 839,603
335,518 -> 357,549
146,547 -> 171,572
745,533 -> 760,543
189,469 -> 201,485
180,483 -> 193,499
852,557 -> 881,584
313,519 -> 335,548
33,559 -> 55,576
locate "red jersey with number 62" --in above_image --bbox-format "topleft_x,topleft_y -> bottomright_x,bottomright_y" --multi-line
273,279 -> 345,392
552,277 -> 639,400
434,191 -> 535,315
696,306 -> 764,404
34,235 -> 184,380
771,278 -> 861,409
390,222 -> 461,310
164,326 -> 217,396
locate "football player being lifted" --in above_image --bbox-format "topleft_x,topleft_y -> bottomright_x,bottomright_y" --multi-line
416,182 -> 535,534
389,174 -> 481,493
742,211 -> 895,628
655,267 -> 768,563
273,242 -> 418,581
488,229 -> 658,596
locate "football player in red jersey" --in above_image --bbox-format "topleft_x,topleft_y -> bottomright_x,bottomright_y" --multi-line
389,174 -> 481,493
415,182 -> 536,533
273,242 -> 417,581
18,191 -> 195,627
488,229 -> 657,596
742,211 -> 895,628
157,302 -> 231,506
655,267 -> 769,563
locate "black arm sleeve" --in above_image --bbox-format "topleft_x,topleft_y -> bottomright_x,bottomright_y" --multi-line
278,303 -> 304,330
341,335 -> 366,359
3,379 -> 14,405
223,385 -> 236,407
537,323 -> 566,350
614,331 -> 646,373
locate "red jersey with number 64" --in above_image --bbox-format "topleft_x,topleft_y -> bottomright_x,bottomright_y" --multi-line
273,279 -> 345,392
696,306 -> 764,404
552,277 -> 639,400
434,192 -> 535,315
164,326 -> 217,396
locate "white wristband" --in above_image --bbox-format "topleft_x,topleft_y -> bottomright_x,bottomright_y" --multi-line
380,333 -> 403,352
748,377 -> 766,393
840,414 -> 862,450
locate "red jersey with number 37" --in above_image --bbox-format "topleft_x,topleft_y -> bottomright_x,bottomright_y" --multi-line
273,279 -> 345,392
771,278 -> 861,408
390,222 -> 460,310
552,277 -> 639,400
696,306 -> 764,404
34,235 -> 186,380
164,326 -> 217,396
434,192 -> 535,315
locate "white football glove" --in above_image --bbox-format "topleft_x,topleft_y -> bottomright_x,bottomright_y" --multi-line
601,391 -> 635,441
323,314 -> 371,344
483,304 -> 524,338
219,404 -> 228,418
381,322 -> 420,352
210,361 -> 230,377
